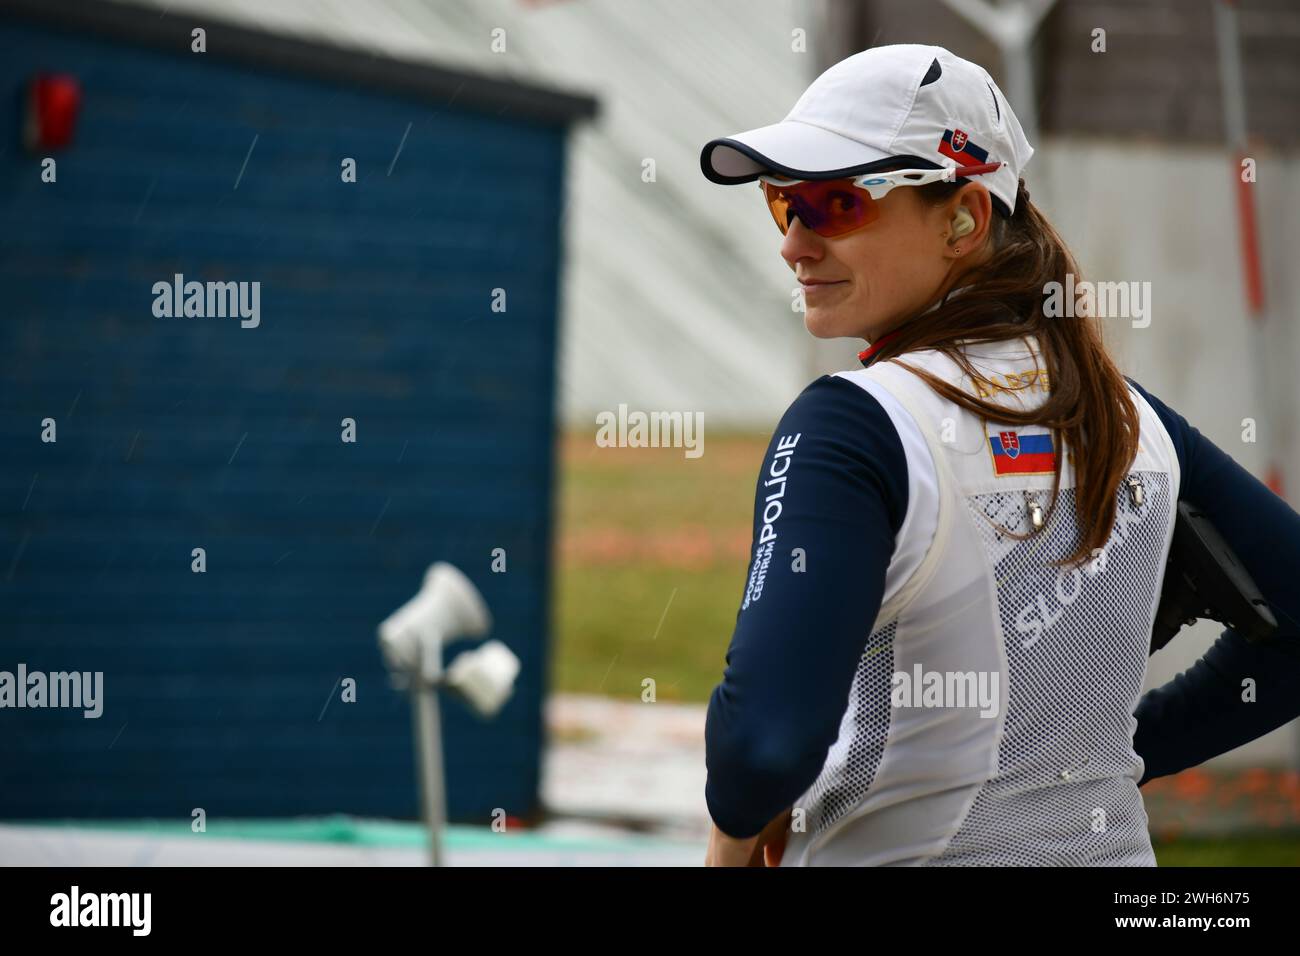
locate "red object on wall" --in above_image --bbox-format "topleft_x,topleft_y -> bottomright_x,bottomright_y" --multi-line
25,74 -> 81,151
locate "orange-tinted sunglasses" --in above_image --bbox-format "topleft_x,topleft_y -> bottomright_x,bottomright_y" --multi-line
758,162 -> 1002,238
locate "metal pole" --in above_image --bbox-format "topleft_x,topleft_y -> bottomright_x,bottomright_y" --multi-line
999,40 -> 1037,144
1213,0 -> 1283,499
410,631 -> 447,868
939,0 -> 1059,145
412,682 -> 446,867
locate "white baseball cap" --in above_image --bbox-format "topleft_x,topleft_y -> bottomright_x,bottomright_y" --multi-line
701,44 -> 1034,216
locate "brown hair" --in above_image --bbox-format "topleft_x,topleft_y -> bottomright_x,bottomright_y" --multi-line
870,177 -> 1140,567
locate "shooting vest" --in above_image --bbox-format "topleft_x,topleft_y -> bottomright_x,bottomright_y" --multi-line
780,335 -> 1180,866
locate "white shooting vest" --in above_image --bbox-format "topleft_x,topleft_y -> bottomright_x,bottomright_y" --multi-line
780,336 -> 1180,866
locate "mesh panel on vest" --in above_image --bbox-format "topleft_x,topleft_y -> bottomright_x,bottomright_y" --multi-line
800,621 -> 897,834
927,470 -> 1170,866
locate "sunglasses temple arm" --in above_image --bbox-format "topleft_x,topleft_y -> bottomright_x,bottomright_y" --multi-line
951,161 -> 1004,178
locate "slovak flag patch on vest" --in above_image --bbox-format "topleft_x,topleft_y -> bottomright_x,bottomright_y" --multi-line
938,128 -> 989,164
988,428 -> 1056,475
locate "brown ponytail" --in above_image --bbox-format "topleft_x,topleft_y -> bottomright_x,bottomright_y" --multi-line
872,178 -> 1140,568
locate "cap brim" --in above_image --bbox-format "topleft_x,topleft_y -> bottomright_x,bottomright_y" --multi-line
700,120 -> 894,184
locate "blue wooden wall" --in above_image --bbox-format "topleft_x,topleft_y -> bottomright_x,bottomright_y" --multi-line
0,19 -> 565,820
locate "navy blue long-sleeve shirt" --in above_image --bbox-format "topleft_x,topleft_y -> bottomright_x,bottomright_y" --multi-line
703,373 -> 1300,839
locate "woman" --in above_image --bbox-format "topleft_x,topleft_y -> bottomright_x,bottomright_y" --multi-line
699,44 -> 1300,866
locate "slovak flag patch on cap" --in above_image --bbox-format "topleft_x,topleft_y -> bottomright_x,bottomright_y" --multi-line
938,128 -> 989,164
988,429 -> 1056,476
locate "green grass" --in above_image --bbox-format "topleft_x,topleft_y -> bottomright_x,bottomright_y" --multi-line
550,430 -> 765,702
556,563 -> 747,701
1154,836 -> 1300,866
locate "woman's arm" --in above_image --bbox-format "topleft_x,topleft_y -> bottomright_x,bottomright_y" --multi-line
704,375 -> 907,851
1127,379 -> 1300,781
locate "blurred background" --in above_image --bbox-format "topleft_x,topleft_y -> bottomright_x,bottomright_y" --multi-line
1,0 -> 1297,865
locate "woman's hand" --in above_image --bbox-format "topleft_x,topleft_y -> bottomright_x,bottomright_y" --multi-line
704,807 -> 793,867
756,807 -> 792,866
704,824 -> 761,866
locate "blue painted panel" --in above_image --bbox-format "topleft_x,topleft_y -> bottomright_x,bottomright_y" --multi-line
0,19 -> 565,822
